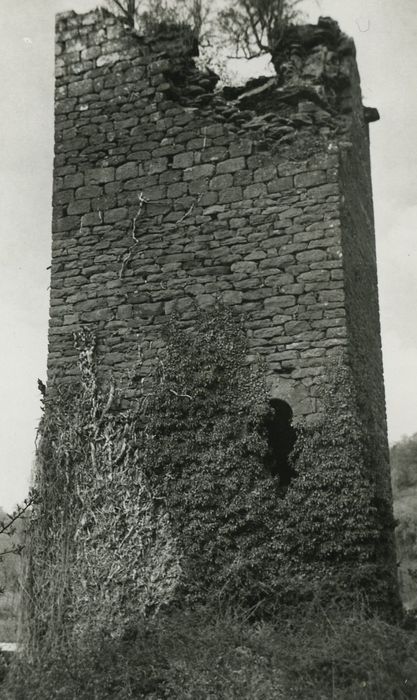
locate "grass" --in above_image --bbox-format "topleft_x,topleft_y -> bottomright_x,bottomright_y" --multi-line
2,602 -> 417,699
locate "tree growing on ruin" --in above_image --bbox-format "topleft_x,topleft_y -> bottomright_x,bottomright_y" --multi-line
105,0 -> 301,51
105,0 -> 137,27
105,0 -> 212,39
218,0 -> 302,59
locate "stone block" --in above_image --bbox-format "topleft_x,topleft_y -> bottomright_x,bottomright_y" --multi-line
173,152 -> 194,169
267,176 -> 294,193
143,185 -> 166,200
86,167 -> 115,185
295,170 -> 327,188
54,189 -> 74,205
104,207 -> 128,223
116,162 -> 138,180
82,308 -> 113,322
244,183 -> 267,198
81,46 -> 101,61
96,52 -> 122,67
210,174 -> 233,191
222,290 -> 243,305
67,199 -> 91,215
196,294 -> 216,308
167,182 -> 188,198
199,192 -> 218,207
264,295 -> 296,310
54,215 -> 79,232
81,212 -> 102,226
148,157 -> 168,174
319,289 -> 345,303
307,184 -> 339,199
229,140 -> 252,157
216,157 -> 245,174
117,304 -> 133,320
76,185 -> 101,199
254,165 -> 276,182
68,78 -> 93,97
184,164 -> 215,181
201,146 -> 228,163
296,250 -> 327,263
219,187 -> 242,204
285,320 -> 310,334
64,173 -> 84,188
231,261 -> 257,274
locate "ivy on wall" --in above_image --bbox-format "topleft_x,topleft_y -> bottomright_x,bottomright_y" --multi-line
22,306 -> 399,660
142,305 -> 281,606
276,362 -> 400,616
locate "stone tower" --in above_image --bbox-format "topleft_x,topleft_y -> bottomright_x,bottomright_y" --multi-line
50,11 -> 390,493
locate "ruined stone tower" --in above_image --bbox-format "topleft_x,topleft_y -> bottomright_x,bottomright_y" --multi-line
51,9 -> 390,489
48,8 -> 397,611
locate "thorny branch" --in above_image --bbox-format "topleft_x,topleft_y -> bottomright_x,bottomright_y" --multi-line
0,495 -> 36,560
0,497 -> 35,537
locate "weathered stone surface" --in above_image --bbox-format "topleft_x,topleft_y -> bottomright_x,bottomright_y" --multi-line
86,167 -> 115,185
49,10 -> 390,514
216,157 -> 246,174
116,162 -> 138,180
294,170 -> 327,188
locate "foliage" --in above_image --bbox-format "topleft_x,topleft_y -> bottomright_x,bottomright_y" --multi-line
391,433 -> 417,495
8,305 -> 401,700
218,0 -> 302,59
141,305 -> 283,606
0,502 -> 33,644
0,501 -> 33,566
390,434 -> 417,608
22,328 -> 181,656
4,602 -> 417,699
105,0 -> 213,39
105,0 -> 137,27
104,0 -> 302,82
276,361 -> 400,615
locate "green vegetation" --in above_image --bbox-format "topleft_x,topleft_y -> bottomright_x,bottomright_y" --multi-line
0,306 -> 407,696
391,434 -> 417,608
0,505 -> 28,644
276,364 -> 399,615
3,603 -> 417,699
105,0 -> 302,69
391,434 -> 417,495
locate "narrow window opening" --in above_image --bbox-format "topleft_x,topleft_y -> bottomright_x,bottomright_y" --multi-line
263,399 -> 297,487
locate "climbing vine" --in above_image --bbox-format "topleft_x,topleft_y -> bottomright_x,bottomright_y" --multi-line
21,307 -> 399,662
276,361 -> 400,616
141,305 -> 282,606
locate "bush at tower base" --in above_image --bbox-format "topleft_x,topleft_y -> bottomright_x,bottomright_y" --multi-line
16,308 -> 399,673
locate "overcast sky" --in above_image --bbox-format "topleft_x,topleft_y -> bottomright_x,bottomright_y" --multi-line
0,0 -> 416,511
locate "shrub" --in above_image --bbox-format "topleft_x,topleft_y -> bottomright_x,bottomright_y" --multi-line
4,603 -> 417,699
276,361 -> 400,616
10,307 -> 402,698
141,305 -> 285,606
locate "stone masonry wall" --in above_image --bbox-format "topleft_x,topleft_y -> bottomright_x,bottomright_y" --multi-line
338,61 -> 391,497
50,9 -> 386,439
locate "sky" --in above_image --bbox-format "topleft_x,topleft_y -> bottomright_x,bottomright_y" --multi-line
0,0 -> 416,511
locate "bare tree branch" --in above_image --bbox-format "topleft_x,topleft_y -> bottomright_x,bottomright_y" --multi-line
0,497 -> 34,538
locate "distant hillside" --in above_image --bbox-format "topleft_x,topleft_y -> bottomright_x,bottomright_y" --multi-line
391,434 -> 417,609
